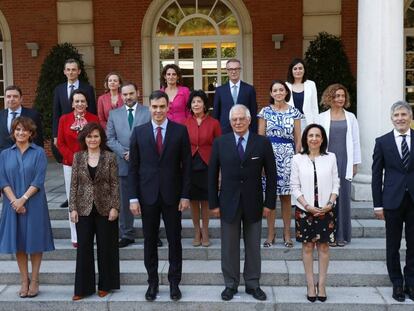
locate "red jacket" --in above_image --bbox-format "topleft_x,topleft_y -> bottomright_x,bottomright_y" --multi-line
57,111 -> 99,166
185,115 -> 221,165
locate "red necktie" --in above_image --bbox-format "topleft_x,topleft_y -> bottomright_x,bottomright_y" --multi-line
156,126 -> 163,155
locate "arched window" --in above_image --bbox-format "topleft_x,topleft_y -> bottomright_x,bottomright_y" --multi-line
153,0 -> 242,100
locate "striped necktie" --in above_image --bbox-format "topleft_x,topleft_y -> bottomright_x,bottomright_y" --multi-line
401,134 -> 410,169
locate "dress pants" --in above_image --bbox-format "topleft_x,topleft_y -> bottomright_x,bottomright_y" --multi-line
119,176 -> 135,240
384,192 -> 414,287
74,207 -> 120,296
63,165 -> 77,243
221,207 -> 262,290
141,196 -> 182,286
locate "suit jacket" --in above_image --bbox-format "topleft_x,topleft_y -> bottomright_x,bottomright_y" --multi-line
0,107 -> 44,151
57,111 -> 99,166
69,150 -> 120,216
208,132 -> 276,223
372,129 -> 414,210
212,81 -> 258,134
106,104 -> 151,176
128,120 -> 192,206
52,81 -> 96,137
286,80 -> 319,125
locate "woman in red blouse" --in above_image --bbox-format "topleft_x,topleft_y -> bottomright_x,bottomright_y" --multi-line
97,72 -> 123,130
160,64 -> 190,124
185,90 -> 221,247
57,89 -> 99,247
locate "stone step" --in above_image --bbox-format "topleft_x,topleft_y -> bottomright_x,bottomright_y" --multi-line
49,218 -> 387,239
0,260 -> 394,287
0,285 -> 410,311
1,285 -> 410,311
0,238 -> 403,262
45,201 -> 376,220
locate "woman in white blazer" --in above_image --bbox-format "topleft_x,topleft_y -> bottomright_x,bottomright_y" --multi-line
291,123 -> 339,302
317,84 -> 361,247
286,58 -> 319,128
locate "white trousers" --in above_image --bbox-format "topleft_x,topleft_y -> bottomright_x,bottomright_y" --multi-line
63,165 -> 77,243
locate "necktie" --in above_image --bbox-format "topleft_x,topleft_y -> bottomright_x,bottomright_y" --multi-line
128,108 -> 134,130
9,112 -> 17,133
69,84 -> 75,99
401,134 -> 410,169
237,136 -> 244,160
156,127 -> 163,155
232,84 -> 238,105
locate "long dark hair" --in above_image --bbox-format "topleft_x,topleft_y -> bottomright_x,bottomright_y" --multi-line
286,58 -> 308,83
301,123 -> 328,155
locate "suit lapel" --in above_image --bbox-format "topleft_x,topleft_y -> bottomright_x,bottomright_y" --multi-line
243,133 -> 256,163
160,121 -> 172,159
237,82 -> 244,104
0,110 -> 8,133
389,131 -> 406,169
145,122 -> 158,156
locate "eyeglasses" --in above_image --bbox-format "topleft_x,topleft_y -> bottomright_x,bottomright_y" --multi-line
226,67 -> 241,72
230,117 -> 248,122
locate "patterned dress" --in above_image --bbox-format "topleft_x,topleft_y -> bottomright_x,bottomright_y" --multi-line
258,105 -> 302,195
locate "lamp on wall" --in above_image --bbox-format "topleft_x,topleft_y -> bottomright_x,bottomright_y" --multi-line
109,40 -> 122,55
25,42 -> 39,57
271,34 -> 284,49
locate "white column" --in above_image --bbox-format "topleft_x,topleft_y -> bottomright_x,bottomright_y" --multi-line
352,0 -> 404,200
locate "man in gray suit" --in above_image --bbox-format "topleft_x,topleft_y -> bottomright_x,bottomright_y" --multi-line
107,82 -> 151,248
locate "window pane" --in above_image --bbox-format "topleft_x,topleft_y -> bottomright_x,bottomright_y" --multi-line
221,75 -> 229,84
159,44 -> 175,59
178,18 -> 217,36
221,42 -> 237,58
0,66 -> 3,80
210,1 -> 232,23
406,71 -> 414,86
407,53 -> 414,69
182,76 -> 194,90
202,60 -> 218,74
219,15 -> 240,35
198,0 -> 216,15
178,44 -> 193,59
406,87 -> 414,103
179,60 -> 194,75
162,2 -> 184,25
177,0 -> 196,15
203,75 -> 218,91
156,19 -> 176,37
202,43 -> 217,58
405,8 -> 414,28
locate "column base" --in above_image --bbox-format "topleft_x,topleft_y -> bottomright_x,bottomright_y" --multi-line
351,174 -> 372,201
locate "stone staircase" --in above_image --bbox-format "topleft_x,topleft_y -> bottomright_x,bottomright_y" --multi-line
0,161 -> 412,310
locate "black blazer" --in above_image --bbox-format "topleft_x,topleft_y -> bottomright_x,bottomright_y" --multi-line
372,129 -> 414,210
0,107 -> 44,152
208,132 -> 276,223
52,81 -> 96,138
128,121 -> 192,206
212,81 -> 258,134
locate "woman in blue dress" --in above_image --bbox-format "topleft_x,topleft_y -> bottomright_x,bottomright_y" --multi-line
258,80 -> 302,248
0,117 -> 54,298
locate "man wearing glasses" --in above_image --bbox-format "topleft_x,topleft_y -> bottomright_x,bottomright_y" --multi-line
212,59 -> 258,134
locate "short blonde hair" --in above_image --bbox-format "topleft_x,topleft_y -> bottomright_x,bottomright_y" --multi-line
320,83 -> 351,110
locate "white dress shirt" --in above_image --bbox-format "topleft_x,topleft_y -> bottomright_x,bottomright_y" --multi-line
393,128 -> 411,157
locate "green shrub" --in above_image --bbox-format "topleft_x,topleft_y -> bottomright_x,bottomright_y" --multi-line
34,43 -> 89,138
305,32 -> 357,114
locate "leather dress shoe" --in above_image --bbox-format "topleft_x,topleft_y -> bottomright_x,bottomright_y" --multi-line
118,238 -> 134,248
157,238 -> 163,247
145,284 -> 158,301
246,287 -> 267,301
405,286 -> 414,301
170,284 -> 182,301
221,287 -> 237,301
392,286 -> 405,302
60,199 -> 68,208
98,290 -> 109,298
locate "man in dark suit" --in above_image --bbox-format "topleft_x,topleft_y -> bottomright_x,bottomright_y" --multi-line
128,90 -> 191,301
209,104 -> 276,301
107,82 -> 150,248
0,85 -> 43,151
52,58 -> 96,146
212,58 -> 257,134
372,100 -> 414,302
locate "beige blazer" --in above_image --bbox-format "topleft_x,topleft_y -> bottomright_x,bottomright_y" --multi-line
290,152 -> 340,211
69,150 -> 120,216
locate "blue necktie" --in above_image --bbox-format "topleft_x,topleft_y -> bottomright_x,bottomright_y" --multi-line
9,112 -> 17,133
237,136 -> 244,160
232,85 -> 238,105
401,134 -> 410,169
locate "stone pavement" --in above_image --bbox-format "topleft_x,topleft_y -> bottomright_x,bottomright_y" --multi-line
0,159 -> 412,310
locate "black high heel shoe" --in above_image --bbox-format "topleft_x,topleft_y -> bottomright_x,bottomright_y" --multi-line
306,285 -> 316,302
316,283 -> 327,302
